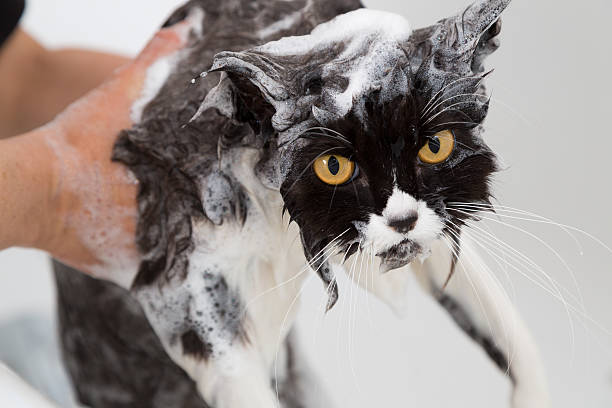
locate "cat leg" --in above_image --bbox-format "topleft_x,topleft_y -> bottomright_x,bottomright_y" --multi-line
414,236 -> 550,408
179,348 -> 278,408
134,278 -> 280,408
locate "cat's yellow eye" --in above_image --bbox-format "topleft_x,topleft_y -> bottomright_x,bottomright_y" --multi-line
418,129 -> 455,164
313,155 -> 355,185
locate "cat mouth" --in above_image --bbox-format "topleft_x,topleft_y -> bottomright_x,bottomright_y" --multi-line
376,239 -> 421,273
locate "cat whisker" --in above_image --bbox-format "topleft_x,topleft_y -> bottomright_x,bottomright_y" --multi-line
448,201 -> 597,255
428,120 -> 480,130
453,139 -> 482,154
448,216 -> 562,310
462,219 -> 579,312
364,245 -> 376,329
303,126 -> 351,143
274,236 -> 345,406
487,93 -> 538,130
472,217 -> 519,306
442,230 -> 518,376
347,248 -> 366,396
457,224 -> 584,351
328,183 -> 339,213
350,179 -> 361,206
450,208 -> 612,352
311,244 -> 351,348
421,91 -> 488,121
444,228 -> 523,374
440,229 -> 461,288
440,233 -> 500,354
274,272 -> 314,407
448,206 -> 588,309
312,242 -> 352,345
240,229 -> 350,318
446,214 -> 612,357
298,131 -> 353,146
443,231 -> 515,375
334,246 -> 360,386
422,101 -> 482,127
420,75 -> 486,118
420,93 -> 489,120
293,126 -> 352,149
466,232 -> 521,373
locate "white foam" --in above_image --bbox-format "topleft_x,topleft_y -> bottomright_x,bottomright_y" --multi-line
44,130 -> 140,289
136,148 -> 307,399
256,10 -> 303,39
131,7 -> 205,123
258,9 -> 412,118
130,52 -> 179,123
258,9 -> 411,56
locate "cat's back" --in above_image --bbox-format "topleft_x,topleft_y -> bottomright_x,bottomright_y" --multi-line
54,261 -> 207,407
55,1 -> 362,406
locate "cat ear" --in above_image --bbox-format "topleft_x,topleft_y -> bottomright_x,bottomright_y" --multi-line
410,0 -> 511,76
210,51 -> 290,103
208,51 -> 299,132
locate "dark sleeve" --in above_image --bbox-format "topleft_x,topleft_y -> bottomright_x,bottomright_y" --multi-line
0,0 -> 25,49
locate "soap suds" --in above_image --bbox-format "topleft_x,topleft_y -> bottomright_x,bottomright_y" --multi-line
257,9 -> 411,56
256,10 -> 303,39
131,52 -> 180,123
45,130 -> 140,289
257,9 -> 413,118
131,7 -> 206,124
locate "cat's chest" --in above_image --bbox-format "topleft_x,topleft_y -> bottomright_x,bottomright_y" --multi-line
185,147 -> 307,364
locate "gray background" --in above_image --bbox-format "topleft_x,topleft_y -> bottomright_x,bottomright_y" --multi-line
0,0 -> 611,406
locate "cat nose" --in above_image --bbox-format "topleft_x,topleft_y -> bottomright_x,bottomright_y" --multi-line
388,213 -> 418,234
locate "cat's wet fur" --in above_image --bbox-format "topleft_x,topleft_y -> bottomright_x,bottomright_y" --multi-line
53,1 -> 541,407
57,0 -> 362,406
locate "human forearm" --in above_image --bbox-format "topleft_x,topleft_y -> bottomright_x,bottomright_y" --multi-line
0,29 -> 129,138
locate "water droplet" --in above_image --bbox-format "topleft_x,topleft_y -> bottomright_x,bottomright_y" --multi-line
191,78 -> 196,84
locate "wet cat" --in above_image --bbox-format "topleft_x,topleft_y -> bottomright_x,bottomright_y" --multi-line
55,0 -> 549,407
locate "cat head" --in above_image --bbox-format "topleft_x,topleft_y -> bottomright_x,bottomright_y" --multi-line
209,0 -> 509,308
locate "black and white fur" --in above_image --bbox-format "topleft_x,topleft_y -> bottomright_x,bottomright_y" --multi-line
54,0 -> 549,407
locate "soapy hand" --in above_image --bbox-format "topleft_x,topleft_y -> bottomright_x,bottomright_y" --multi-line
0,23 -> 190,287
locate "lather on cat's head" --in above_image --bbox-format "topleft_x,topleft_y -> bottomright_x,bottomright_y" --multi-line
206,0 -> 508,307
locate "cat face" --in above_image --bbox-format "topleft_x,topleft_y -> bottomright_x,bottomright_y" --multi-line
280,96 -> 497,275
209,1 -> 509,307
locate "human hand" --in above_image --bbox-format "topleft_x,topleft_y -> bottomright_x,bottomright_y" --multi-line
0,21 -> 193,287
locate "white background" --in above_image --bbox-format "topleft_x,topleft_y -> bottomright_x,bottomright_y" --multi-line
1,0 -> 611,407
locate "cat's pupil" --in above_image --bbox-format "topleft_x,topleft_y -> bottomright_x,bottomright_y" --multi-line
328,156 -> 340,175
428,137 -> 441,154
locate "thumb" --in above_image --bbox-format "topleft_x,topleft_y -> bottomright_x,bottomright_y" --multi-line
56,20 -> 194,134
116,22 -> 193,107
131,23 -> 190,74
